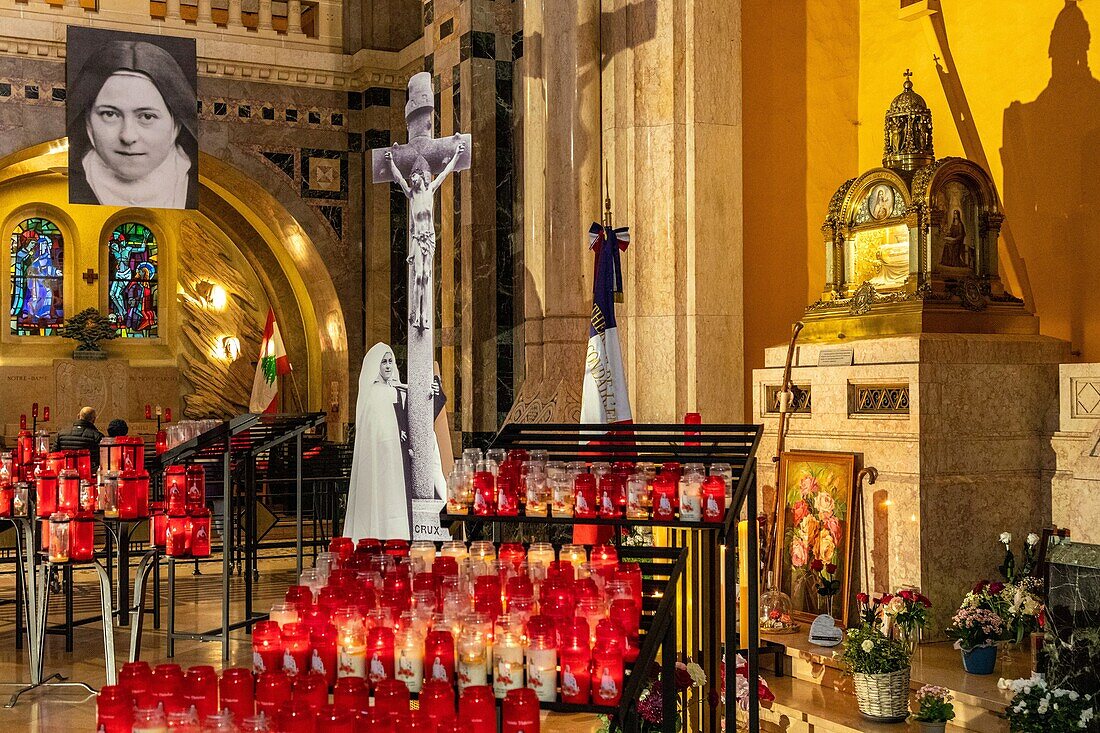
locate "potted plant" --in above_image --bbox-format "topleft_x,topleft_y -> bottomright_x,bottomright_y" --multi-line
996,532 -> 1045,646
911,685 -> 955,733
842,596 -> 911,722
999,674 -> 1095,733
946,581 -> 1007,674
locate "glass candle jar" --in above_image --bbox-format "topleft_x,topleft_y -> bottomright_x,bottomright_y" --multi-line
469,540 -> 496,569
280,623 -> 311,677
396,622 -> 425,692
131,706 -> 167,733
70,511 -> 95,562
190,508 -> 211,557
492,626 -> 524,699
372,679 -> 410,721
424,628 -> 455,686
315,705 -> 354,733
419,679 -> 456,726
97,685 -> 135,733
651,474 -> 678,520
679,475 -> 703,522
459,685 -> 496,732
35,470 -> 58,518
185,465 -> 206,510
409,540 -> 436,573
12,482 -> 28,517
446,469 -> 470,515
502,688 -> 540,733
150,504 -> 167,547
309,622 -> 337,685
291,672 -> 328,712
572,473 -> 597,519
456,627 -> 489,691
526,542 -> 555,580
48,512 -> 70,563
337,616 -> 368,679
560,544 -> 587,570
384,539 -> 410,557
0,484 -> 12,519
151,664 -> 186,715
472,471 -> 495,516
524,474 -> 548,517
254,670 -> 291,719
100,471 -> 119,517
165,465 -> 187,516
626,473 -> 649,519
609,601 -> 640,662
525,615 -> 557,702
118,661 -> 153,708
165,515 -> 192,557
252,620 -> 283,673
559,621 -> 592,705
590,544 -> 619,579
118,470 -> 150,519
440,540 -> 469,565
498,542 -> 526,570
269,602 -> 299,628
592,644 -> 624,707
551,476 -> 575,518
181,665 -> 218,721
598,475 -> 623,518
57,469 -> 80,513
79,480 -> 97,513
702,475 -> 726,521
366,625 -> 395,684
496,473 -> 519,516
218,668 -> 255,722
332,676 -> 369,716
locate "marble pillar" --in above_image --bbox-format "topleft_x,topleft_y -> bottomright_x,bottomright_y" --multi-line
602,0 -> 745,423
1051,363 -> 1100,544
753,334 -> 1068,635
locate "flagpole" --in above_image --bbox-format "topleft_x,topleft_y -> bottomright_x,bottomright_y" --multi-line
288,371 -> 305,413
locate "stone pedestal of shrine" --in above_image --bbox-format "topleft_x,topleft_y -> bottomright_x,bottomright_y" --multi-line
753,333 -> 1068,635
1052,363 -> 1100,544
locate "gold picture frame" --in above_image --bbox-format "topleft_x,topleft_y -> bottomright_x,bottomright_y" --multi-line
774,450 -> 858,628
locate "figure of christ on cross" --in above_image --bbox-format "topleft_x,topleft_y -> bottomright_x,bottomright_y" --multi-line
371,71 -> 471,503
384,139 -> 464,330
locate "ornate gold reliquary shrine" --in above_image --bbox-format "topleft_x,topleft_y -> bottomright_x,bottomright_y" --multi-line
800,72 -> 1037,342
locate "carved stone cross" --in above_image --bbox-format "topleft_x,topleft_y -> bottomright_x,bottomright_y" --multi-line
82,268 -> 99,285
370,72 -> 471,501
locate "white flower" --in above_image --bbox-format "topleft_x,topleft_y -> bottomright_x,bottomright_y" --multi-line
861,639 -> 875,653
686,661 -> 707,687
1079,708 -> 1094,728
1027,532 -> 1040,547
1000,532 -> 1012,545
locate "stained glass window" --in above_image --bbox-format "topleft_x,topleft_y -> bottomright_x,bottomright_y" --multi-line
10,217 -> 64,336
107,222 -> 158,338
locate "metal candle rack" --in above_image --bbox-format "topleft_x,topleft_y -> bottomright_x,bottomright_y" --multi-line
439,421 -> 765,733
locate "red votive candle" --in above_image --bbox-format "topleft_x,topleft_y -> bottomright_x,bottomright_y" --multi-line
498,542 -> 526,569
219,668 -> 255,721
560,620 -> 592,705
118,470 -> 149,519
573,473 -> 597,518
367,626 -> 395,684
651,474 -> 677,520
185,465 -> 206,510
702,475 -> 726,521
58,469 -> 80,513
182,665 -> 218,720
69,511 -> 95,562
591,642 -> 624,707
610,600 -> 640,662
281,622 -> 311,677
384,538 -> 410,557
35,470 -> 57,518
255,670 -> 292,718
118,661 -> 153,708
275,702 -> 316,733
373,678 -> 410,719
503,688 -> 540,733
590,544 -> 619,578
96,685 -> 134,733
165,465 -> 187,516
496,473 -> 519,516
190,508 -> 211,557
598,475 -> 624,518
253,620 -> 284,673
661,462 -> 682,483
424,629 -> 455,685
547,561 -> 575,583
332,676 -> 369,715
309,622 -> 337,685
418,679 -> 456,726
473,471 -> 495,516
119,436 -> 145,473
150,503 -> 167,547
165,514 -> 192,557
315,704 -> 354,733
150,663 -> 186,715
458,685 -> 497,733
355,710 -> 394,732
329,536 -> 354,560
292,671 -> 328,712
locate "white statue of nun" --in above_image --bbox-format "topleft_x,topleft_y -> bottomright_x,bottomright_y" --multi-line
344,342 -> 446,540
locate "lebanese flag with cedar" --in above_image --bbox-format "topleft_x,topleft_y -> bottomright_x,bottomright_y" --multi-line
249,309 -> 293,414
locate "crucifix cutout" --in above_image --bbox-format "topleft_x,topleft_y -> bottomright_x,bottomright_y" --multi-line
82,268 -> 99,285
370,71 -> 471,501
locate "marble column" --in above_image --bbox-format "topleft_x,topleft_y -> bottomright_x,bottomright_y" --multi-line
258,0 -> 273,31
507,0 -> 601,423
197,0 -> 212,25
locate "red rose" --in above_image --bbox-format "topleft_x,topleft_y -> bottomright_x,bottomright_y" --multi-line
811,559 -> 824,572
990,582 -> 1005,595
881,594 -> 893,605
919,595 -> 931,608
900,589 -> 913,601
826,563 -> 837,574
973,581 -> 987,594
856,592 -> 869,605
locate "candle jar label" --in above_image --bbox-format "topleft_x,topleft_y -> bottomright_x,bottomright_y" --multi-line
526,649 -> 557,702
458,657 -> 488,689
397,648 -> 424,692
338,648 -> 367,679
493,646 -> 524,698
680,493 -> 702,521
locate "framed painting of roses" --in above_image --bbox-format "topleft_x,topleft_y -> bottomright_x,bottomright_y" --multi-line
774,450 -> 857,627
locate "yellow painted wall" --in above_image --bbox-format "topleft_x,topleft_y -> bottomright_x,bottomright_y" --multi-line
858,0 -> 1099,360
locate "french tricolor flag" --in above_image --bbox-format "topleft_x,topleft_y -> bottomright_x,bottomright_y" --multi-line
581,222 -> 633,430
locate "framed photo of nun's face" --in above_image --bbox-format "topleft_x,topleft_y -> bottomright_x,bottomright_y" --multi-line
66,27 -> 198,209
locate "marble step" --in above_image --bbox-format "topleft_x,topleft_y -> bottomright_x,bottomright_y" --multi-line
757,633 -> 1026,733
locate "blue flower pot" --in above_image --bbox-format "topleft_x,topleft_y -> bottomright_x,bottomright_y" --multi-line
961,644 -> 997,675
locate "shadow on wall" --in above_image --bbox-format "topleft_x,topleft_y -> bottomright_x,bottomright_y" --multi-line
1002,0 -> 1100,359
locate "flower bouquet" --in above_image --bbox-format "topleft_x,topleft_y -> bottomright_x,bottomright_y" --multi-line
882,588 -> 931,655
842,595 -> 911,722
997,532 -> 1046,645
911,685 -> 955,733
947,582 -> 1007,675
999,674 -> 1095,733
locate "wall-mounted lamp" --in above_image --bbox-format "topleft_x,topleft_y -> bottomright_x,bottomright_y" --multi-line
220,336 -> 241,362
195,280 -> 229,311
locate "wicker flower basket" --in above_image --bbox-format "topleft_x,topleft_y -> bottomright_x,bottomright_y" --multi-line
853,667 -> 911,722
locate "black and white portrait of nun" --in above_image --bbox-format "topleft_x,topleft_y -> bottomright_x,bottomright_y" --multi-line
66,27 -> 198,209
344,343 -> 448,541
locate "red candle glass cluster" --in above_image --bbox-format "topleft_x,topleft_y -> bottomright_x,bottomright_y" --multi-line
451,453 -> 729,524
152,464 -> 210,558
